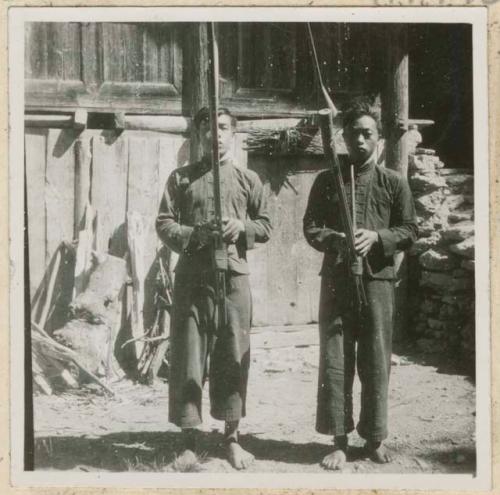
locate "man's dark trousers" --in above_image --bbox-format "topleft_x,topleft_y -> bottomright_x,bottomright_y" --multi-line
168,271 -> 251,428
316,274 -> 395,442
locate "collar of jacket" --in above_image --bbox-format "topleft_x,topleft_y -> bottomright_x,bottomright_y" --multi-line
200,154 -> 234,171
350,154 -> 377,177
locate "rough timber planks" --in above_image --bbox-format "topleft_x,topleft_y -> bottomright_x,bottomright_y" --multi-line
293,159 -> 323,324
127,132 -> 189,331
248,156 -> 323,326
127,133 -> 160,276
91,132 -> 128,255
44,129 -> 76,264
247,219 -> 270,326
25,128 -> 48,297
268,160 -> 299,325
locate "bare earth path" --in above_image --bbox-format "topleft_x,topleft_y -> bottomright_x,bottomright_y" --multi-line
34,325 -> 476,474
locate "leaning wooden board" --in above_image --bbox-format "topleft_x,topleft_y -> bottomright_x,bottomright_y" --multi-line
45,129 -> 75,265
91,132 -> 129,255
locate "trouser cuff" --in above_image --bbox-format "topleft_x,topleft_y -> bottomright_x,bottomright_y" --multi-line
169,415 -> 202,429
356,425 -> 388,443
210,408 -> 245,422
315,422 -> 355,436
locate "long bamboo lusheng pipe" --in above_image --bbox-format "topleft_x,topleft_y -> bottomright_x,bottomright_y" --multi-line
307,25 -> 367,309
306,23 -> 338,118
318,112 -> 367,308
207,22 -> 228,331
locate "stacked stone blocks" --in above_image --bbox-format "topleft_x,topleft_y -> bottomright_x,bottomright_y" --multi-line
407,151 -> 474,364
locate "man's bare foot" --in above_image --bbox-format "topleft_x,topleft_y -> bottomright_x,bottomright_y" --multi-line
321,448 -> 347,470
172,449 -> 200,472
365,441 -> 392,464
321,436 -> 348,471
226,442 -> 255,470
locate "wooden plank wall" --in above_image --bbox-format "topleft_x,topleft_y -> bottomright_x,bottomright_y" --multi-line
25,129 -> 47,291
248,156 -> 325,327
25,128 -> 189,315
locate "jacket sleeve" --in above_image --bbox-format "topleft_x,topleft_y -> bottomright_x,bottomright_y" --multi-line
377,176 -> 418,256
155,171 -> 194,254
303,173 -> 344,253
241,171 -> 272,249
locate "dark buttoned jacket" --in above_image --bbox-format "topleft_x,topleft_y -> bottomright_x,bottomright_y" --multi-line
303,157 -> 418,280
156,156 -> 272,275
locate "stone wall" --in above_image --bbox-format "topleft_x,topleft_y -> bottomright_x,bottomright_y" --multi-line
406,151 -> 475,369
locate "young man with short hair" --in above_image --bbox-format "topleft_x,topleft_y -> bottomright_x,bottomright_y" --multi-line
303,98 -> 418,470
156,107 -> 272,469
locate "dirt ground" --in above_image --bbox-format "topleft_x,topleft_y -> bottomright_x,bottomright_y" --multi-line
33,325 -> 476,474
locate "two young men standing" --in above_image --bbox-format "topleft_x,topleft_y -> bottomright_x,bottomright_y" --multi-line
156,99 -> 417,470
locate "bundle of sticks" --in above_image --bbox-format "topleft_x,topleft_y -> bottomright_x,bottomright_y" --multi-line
122,255 -> 172,384
136,256 -> 172,384
125,211 -> 172,384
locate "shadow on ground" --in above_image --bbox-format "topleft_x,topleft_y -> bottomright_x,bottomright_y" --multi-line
393,341 -> 475,382
418,442 -> 476,474
34,430 -> 476,474
34,431 -> 332,471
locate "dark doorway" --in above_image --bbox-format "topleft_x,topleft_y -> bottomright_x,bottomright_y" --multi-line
409,24 -> 473,170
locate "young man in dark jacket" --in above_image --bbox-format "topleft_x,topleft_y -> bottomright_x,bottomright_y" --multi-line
156,107 -> 272,469
303,99 -> 418,470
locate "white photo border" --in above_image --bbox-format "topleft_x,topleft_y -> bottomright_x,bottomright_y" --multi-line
8,5 -> 490,490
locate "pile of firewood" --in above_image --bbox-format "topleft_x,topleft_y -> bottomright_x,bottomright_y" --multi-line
31,204 -> 172,395
32,320 -> 114,396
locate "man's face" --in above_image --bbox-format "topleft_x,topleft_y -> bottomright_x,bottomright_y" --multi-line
199,113 -> 234,158
343,115 -> 380,165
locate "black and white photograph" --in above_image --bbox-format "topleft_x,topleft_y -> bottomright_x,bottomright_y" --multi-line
8,6 -> 490,490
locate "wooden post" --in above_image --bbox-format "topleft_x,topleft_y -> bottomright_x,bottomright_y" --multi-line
113,112 -> 126,133
24,171 -> 34,470
382,25 -> 409,342
383,24 -> 409,176
74,138 -> 92,237
182,23 -> 209,163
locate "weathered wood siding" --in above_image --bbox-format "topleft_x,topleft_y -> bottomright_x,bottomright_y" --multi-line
25,22 -> 183,113
25,22 -> 384,116
25,128 -> 188,304
248,156 -> 326,326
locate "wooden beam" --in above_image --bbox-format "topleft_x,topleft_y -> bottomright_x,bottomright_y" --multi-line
73,109 -> 88,131
124,115 -> 189,133
25,114 -> 73,128
26,113 -> 190,133
26,112 -> 431,133
113,112 -> 126,132
383,24 -> 409,176
237,118 -> 304,133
